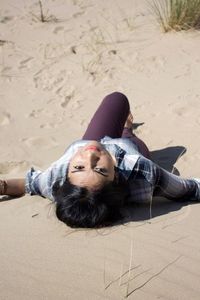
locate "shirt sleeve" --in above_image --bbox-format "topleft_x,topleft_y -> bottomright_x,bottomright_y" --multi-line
125,156 -> 154,203
25,166 -> 56,201
25,140 -> 89,201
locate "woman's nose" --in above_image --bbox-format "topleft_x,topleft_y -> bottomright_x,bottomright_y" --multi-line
86,151 -> 100,165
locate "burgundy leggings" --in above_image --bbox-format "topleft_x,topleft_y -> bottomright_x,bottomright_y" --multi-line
82,92 -> 150,158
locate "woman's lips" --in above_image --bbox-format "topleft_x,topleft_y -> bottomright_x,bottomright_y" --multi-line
85,146 -> 100,152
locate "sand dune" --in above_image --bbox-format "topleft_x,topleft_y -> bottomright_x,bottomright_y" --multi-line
1,0 -> 200,299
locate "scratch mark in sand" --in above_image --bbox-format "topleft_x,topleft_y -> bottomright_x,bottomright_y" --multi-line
126,255 -> 183,298
171,236 -> 188,243
126,239 -> 134,297
120,268 -> 152,287
104,264 -> 140,290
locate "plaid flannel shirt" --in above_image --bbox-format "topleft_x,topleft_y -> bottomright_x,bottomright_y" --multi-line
25,137 -> 200,203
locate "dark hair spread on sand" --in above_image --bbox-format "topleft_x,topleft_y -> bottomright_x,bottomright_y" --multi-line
53,180 -> 127,228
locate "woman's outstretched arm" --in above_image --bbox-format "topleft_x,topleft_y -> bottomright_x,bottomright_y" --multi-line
131,156 -> 200,202
0,179 -> 25,197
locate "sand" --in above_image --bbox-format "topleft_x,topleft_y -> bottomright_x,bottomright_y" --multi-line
1,0 -> 200,299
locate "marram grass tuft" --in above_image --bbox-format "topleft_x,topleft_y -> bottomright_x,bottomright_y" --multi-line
149,0 -> 200,32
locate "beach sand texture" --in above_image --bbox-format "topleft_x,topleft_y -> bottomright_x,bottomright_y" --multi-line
1,0 -> 200,299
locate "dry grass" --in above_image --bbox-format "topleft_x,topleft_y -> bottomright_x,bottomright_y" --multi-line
149,0 -> 200,32
31,0 -> 58,23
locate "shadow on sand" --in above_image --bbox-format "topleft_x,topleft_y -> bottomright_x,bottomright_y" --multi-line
150,145 -> 186,174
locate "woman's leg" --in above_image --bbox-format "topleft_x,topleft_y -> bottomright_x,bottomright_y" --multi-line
82,92 -> 130,140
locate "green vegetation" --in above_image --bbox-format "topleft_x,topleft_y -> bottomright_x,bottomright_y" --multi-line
149,0 -> 200,32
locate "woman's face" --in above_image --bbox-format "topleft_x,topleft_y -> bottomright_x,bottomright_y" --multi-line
68,141 -> 116,190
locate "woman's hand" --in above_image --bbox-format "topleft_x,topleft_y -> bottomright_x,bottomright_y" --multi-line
124,112 -> 134,129
0,180 -> 7,195
0,178 -> 25,197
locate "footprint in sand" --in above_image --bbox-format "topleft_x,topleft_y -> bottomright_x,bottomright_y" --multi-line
72,10 -> 85,18
26,109 -> 43,119
44,43 -> 68,59
21,136 -> 58,149
39,122 -> 57,129
60,94 -> 74,108
173,107 -> 188,117
0,16 -> 14,24
34,68 -> 67,92
69,100 -> 81,110
53,26 -> 64,34
19,57 -> 34,69
0,161 -> 30,175
0,111 -> 11,126
79,119 -> 87,126
70,45 -> 77,54
61,96 -> 81,111
168,101 -> 190,117
57,87 -> 75,108
1,66 -> 13,75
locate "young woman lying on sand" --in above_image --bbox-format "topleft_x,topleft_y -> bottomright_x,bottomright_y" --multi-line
0,92 -> 200,228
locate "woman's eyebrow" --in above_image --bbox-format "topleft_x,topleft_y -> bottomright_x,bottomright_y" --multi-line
71,170 -> 108,177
